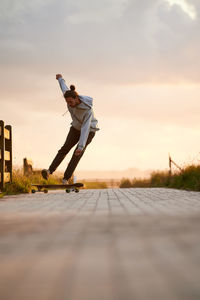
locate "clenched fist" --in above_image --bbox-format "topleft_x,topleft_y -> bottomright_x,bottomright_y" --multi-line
56,74 -> 62,80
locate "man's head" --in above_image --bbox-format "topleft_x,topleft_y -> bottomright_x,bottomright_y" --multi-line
64,85 -> 80,107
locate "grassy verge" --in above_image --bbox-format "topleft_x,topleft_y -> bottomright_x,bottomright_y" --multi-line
2,169 -> 62,196
1,169 -> 108,196
120,164 -> 200,191
82,181 -> 108,189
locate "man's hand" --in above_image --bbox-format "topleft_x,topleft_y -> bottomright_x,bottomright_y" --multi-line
75,149 -> 83,156
56,74 -> 62,80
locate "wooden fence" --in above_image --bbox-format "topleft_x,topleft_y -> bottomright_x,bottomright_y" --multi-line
23,158 -> 34,176
169,154 -> 182,176
0,120 -> 12,191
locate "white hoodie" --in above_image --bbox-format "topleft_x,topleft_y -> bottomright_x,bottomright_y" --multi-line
58,78 -> 99,150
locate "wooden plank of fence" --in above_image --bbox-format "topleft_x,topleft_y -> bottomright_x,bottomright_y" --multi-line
0,126 -> 10,140
0,151 -> 10,161
0,121 -> 5,190
0,121 -> 12,190
5,125 -> 12,183
0,172 -> 10,183
5,151 -> 11,161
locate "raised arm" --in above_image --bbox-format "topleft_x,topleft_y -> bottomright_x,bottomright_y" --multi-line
56,74 -> 69,94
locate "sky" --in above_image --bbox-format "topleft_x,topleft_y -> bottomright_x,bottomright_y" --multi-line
1,0 -> 200,174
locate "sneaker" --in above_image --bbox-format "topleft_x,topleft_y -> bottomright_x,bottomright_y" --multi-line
62,179 -> 69,185
41,169 -> 50,180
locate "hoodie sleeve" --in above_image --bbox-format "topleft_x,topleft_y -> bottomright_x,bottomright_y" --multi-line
58,77 -> 69,94
78,110 -> 92,150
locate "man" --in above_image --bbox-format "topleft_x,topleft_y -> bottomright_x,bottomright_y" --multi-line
41,74 -> 99,183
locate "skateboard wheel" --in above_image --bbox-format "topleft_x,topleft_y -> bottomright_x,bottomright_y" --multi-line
31,189 -> 36,193
66,189 -> 70,193
75,188 -> 79,193
44,189 -> 48,193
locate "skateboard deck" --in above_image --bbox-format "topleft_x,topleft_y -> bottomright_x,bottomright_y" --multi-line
31,182 -> 84,193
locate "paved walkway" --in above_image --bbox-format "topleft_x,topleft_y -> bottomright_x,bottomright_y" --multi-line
0,188 -> 200,300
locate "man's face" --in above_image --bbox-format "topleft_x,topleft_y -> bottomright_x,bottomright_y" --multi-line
65,96 -> 78,107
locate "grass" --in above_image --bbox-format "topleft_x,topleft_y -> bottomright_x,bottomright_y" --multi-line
119,164 -> 200,191
82,181 -> 108,189
2,169 -> 62,196
2,163 -> 200,196
1,168 -> 108,196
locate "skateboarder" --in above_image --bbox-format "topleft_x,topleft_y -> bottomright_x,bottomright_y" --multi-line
42,74 -> 99,184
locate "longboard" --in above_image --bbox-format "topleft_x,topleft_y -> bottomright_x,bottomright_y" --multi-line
31,182 -> 84,193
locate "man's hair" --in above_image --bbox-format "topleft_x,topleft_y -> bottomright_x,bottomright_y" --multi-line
64,85 -> 78,99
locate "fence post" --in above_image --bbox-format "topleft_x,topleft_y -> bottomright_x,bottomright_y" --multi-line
0,120 -> 5,191
169,154 -> 172,177
5,125 -> 12,183
0,120 -> 12,191
23,158 -> 33,176
168,154 -> 182,177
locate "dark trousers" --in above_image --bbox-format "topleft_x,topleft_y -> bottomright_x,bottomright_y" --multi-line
49,126 -> 95,180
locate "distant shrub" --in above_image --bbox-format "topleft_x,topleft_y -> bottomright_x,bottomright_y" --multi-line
119,164 -> 200,191
120,177 -> 150,188
150,171 -> 170,187
131,178 -> 150,188
119,178 -> 132,188
169,165 -> 200,191
83,181 -> 108,189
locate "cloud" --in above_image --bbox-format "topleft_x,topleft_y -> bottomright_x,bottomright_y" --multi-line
0,0 -> 51,20
65,0 -> 129,24
166,0 -> 197,19
0,0 -> 200,85
1,0 -> 200,172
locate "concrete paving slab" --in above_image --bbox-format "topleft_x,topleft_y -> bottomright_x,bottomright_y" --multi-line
0,188 -> 200,300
